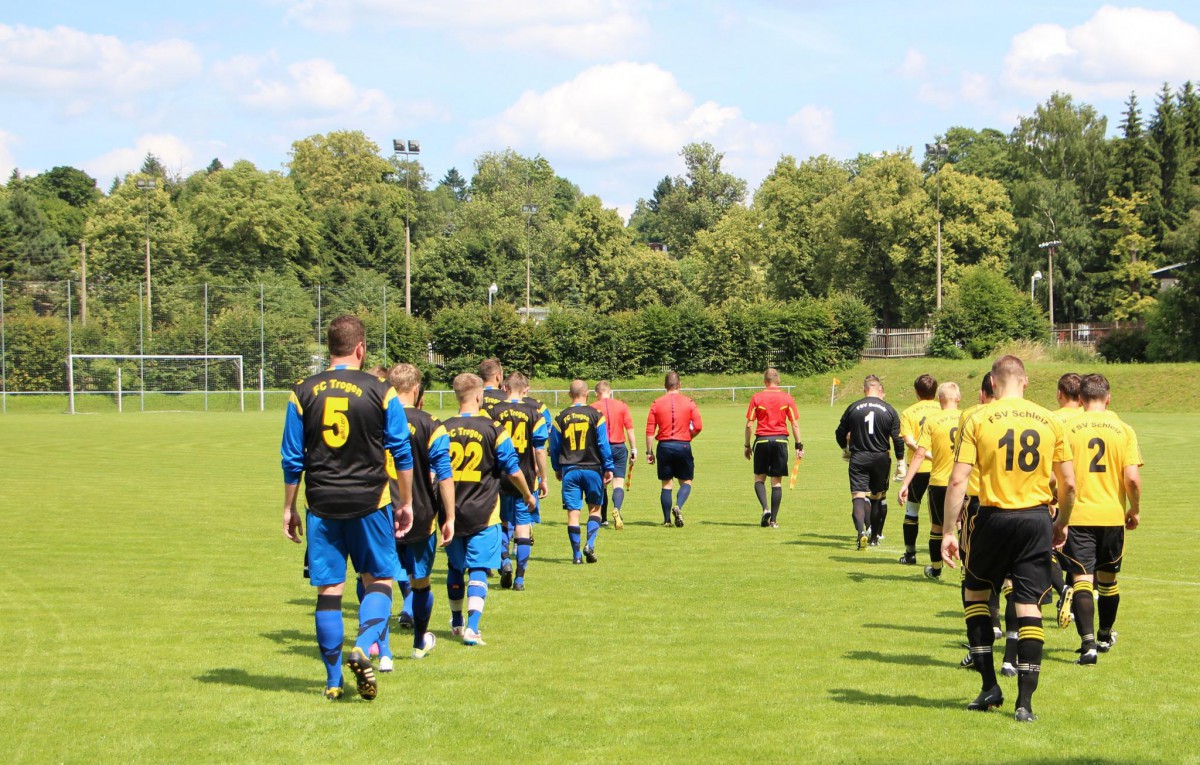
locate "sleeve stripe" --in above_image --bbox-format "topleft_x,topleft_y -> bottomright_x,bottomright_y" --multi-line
288,391 -> 303,415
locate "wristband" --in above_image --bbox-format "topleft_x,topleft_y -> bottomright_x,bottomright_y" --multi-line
796,442 -> 803,451
744,443 -> 751,448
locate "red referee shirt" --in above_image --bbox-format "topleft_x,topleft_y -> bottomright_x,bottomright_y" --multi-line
646,391 -> 702,442
746,387 -> 798,437
592,397 -> 633,444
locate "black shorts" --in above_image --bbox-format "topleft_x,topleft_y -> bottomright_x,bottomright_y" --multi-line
656,441 -> 694,482
960,496 -> 980,562
964,506 -> 1054,604
752,436 -> 789,477
1058,525 -> 1125,576
927,484 -> 947,527
848,452 -> 891,495
907,472 -> 931,503
609,444 -> 629,479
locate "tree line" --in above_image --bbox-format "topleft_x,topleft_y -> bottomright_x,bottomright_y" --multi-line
1,86 -> 1198,363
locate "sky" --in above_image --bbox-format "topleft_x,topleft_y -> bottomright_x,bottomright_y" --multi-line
4,1 -> 1200,219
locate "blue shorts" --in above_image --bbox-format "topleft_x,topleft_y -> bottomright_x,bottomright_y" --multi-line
398,532 -> 438,581
609,444 -> 629,479
656,441 -> 695,481
502,494 -> 541,526
446,524 -> 502,571
306,507 -> 400,588
561,468 -> 604,511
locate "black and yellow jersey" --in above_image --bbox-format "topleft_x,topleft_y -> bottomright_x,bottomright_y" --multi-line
551,404 -> 615,472
442,412 -> 521,537
954,397 -> 1071,509
490,398 -> 549,495
916,407 -> 961,487
900,399 -> 941,474
1066,410 -> 1143,526
481,387 -> 506,417
393,406 -> 452,544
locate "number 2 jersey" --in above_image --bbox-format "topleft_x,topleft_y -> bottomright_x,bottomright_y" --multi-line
1065,410 -> 1143,526
441,412 -> 522,537
489,398 -> 549,495
282,366 -> 413,520
954,397 -> 1071,509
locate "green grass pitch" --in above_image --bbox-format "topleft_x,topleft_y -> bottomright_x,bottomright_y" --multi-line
2,370 -> 1199,763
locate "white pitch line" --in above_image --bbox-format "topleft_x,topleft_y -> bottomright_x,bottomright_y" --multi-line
1121,575 -> 1200,587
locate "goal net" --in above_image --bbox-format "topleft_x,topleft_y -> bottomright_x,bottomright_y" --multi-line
68,354 -> 244,414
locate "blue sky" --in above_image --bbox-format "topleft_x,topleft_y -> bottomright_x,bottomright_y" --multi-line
4,2 -> 1200,217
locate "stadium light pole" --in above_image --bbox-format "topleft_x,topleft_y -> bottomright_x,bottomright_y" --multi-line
392,139 -> 420,315
135,178 -> 156,335
1038,240 -> 1062,328
1031,270 -> 1043,302
488,282 -> 498,307
925,141 -> 949,310
521,204 -> 538,322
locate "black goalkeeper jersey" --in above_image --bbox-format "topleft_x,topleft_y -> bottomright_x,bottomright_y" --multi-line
835,396 -> 904,459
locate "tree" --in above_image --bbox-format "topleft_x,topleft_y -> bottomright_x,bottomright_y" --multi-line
287,131 -> 392,211
1010,92 -> 1110,208
656,143 -> 747,258
929,265 -> 1048,358
628,175 -> 674,245
550,195 -> 637,311
438,167 -> 467,202
1093,191 -> 1159,322
1109,92 -> 1162,203
1009,177 -> 1097,322
0,189 -> 70,281
688,205 -> 768,305
925,127 -> 1017,184
1148,83 -> 1195,240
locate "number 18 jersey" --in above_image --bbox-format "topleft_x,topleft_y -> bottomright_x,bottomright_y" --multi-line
954,398 -> 1071,509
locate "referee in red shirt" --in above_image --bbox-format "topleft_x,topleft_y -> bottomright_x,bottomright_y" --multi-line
592,380 -> 636,529
646,371 -> 703,527
744,368 -> 804,528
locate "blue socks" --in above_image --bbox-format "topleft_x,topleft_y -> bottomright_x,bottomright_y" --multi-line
677,483 -> 692,509
447,566 -> 465,628
586,517 -> 601,550
398,578 -> 413,620
315,594 -> 343,688
354,582 -> 392,654
660,489 -> 672,523
411,585 -> 433,648
515,537 -> 532,584
466,569 -> 488,632
612,487 -> 625,510
567,525 -> 582,559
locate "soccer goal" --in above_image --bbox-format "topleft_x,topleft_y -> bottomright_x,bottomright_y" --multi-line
67,354 -> 245,414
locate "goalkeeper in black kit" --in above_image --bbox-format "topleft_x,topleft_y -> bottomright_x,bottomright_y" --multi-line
835,375 -> 904,549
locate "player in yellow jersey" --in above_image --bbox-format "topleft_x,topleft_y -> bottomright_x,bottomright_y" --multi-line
897,375 -> 942,564
1052,372 -> 1084,424
1060,373 -> 1143,664
897,382 -> 960,579
942,356 -> 1076,722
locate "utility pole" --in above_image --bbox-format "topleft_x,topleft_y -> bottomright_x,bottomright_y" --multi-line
925,141 -> 949,310
80,240 -> 88,326
521,204 -> 538,321
136,179 -> 156,336
1038,240 -> 1062,330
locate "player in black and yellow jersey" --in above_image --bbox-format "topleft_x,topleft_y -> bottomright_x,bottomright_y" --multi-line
1060,373 -> 1143,664
442,373 -> 536,646
897,381 -> 960,579
388,364 -> 455,661
479,357 -> 507,414
490,372 -> 549,590
280,315 -> 414,701
942,355 -> 1076,722
898,375 -> 941,563
552,380 -> 615,564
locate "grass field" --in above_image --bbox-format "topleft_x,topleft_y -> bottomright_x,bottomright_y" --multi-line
2,363 -> 1199,763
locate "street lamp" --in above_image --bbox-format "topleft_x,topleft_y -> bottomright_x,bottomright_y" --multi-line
925,141 -> 949,310
1038,240 -> 1062,328
521,204 -> 538,321
135,178 -> 156,333
488,282 -> 498,307
392,139 -> 420,315
1031,270 -> 1043,302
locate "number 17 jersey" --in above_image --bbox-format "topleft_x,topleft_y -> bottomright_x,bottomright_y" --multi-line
954,398 -> 1071,509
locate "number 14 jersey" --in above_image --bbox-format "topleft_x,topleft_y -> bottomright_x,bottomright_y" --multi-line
954,398 -> 1072,509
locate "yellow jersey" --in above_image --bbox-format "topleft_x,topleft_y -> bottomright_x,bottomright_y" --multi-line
1066,410 -> 1143,526
1053,406 -> 1085,424
957,403 -> 984,497
900,399 -> 941,474
916,407 -> 961,487
955,398 -> 1071,509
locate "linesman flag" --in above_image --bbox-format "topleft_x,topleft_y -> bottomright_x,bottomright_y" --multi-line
830,377 -> 841,407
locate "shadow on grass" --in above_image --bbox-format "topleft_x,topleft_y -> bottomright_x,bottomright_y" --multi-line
784,537 -> 849,549
196,668 -> 319,695
860,622 -> 962,636
829,555 -> 911,566
846,571 -> 929,584
828,688 -> 959,709
699,520 -> 763,528
844,650 -> 944,667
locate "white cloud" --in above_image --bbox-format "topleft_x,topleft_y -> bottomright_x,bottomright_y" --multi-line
0,24 -> 202,114
785,106 -> 839,156
82,134 -> 197,182
898,48 -> 927,80
284,0 -> 648,57
1003,6 -> 1200,98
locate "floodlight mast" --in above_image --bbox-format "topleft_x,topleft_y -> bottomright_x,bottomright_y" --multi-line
1038,240 -> 1062,328
392,139 -> 421,315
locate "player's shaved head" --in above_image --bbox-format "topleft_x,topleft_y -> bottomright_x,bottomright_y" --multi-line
569,379 -> 589,400
453,373 -> 483,403
1057,373 -> 1082,402
914,374 -> 937,400
478,358 -> 503,384
1080,373 -> 1110,403
764,368 -> 781,385
863,375 -> 883,394
504,371 -> 529,395
327,315 -> 365,357
937,382 -> 961,403
664,371 -> 681,390
595,380 -> 612,395
990,355 -> 1027,388
388,363 -> 421,393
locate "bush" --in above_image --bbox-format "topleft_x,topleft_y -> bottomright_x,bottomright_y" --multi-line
930,266 -> 1048,359
1098,326 -> 1149,363
3,313 -> 68,390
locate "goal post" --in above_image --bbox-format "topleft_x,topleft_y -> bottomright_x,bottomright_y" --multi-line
68,354 -> 244,414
